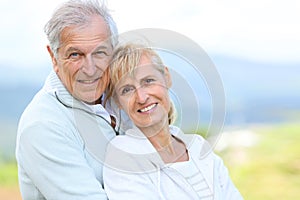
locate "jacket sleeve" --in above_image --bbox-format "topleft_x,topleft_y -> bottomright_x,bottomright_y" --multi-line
214,153 -> 244,200
17,120 -> 108,200
103,143 -> 162,200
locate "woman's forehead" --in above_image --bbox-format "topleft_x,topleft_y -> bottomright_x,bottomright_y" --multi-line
116,64 -> 162,85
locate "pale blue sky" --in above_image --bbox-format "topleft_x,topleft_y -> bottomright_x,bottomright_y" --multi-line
1,0 -> 299,72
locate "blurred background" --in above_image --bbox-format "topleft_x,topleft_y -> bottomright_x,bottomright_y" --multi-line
1,0 -> 299,199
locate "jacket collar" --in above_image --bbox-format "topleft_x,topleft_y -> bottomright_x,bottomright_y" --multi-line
125,126 -> 215,190
124,126 -> 200,166
125,125 -> 196,154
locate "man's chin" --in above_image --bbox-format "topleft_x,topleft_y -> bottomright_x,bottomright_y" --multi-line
74,92 -> 101,105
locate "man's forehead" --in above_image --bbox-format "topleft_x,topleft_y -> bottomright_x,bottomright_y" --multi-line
59,20 -> 111,49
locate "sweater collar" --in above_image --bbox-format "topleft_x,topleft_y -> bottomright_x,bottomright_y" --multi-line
43,70 -> 99,115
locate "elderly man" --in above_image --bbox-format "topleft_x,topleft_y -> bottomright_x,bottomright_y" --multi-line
16,0 -> 118,199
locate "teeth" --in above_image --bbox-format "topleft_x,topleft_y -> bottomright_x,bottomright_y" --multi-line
83,80 -> 94,83
140,104 -> 156,112
79,79 -> 98,84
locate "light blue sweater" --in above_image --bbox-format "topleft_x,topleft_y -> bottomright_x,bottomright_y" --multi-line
16,71 -> 116,200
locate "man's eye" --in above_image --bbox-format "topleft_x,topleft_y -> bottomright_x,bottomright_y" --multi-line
97,51 -> 106,55
69,52 -> 79,58
95,51 -> 108,56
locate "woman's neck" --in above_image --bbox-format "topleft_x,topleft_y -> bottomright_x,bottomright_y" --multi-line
147,126 -> 175,154
144,125 -> 189,163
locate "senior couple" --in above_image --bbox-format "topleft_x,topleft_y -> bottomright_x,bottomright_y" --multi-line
16,0 -> 243,199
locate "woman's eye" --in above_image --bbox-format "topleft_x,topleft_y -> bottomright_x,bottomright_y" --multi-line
121,86 -> 134,95
145,78 -> 155,84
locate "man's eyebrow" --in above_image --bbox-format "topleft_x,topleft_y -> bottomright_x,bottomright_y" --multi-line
94,45 -> 111,52
65,47 -> 81,55
96,44 -> 109,49
64,44 -> 111,56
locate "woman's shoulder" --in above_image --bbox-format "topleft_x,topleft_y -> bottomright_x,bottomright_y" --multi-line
170,126 -> 206,146
170,126 -> 214,159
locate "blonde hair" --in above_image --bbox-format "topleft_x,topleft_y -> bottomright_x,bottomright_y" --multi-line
105,43 -> 176,124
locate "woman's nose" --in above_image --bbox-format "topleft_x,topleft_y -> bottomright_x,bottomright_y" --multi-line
135,87 -> 149,104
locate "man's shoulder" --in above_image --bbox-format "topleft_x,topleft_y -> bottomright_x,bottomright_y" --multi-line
108,133 -> 152,154
18,87 -> 72,131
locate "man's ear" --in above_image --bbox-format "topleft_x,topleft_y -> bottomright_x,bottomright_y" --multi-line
164,67 -> 172,88
47,45 -> 59,73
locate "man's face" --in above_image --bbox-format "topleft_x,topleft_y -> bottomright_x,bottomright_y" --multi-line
49,15 -> 112,104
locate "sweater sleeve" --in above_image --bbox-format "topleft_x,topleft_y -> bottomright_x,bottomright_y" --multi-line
17,120 -> 108,200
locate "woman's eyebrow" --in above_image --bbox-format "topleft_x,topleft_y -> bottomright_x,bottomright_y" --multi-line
140,75 -> 154,82
117,84 -> 130,93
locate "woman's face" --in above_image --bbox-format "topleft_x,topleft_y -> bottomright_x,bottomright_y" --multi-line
115,55 -> 172,132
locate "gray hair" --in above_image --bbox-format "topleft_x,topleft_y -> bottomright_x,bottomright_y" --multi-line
44,0 -> 118,57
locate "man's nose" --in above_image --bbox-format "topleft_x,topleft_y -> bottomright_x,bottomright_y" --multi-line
82,56 -> 96,76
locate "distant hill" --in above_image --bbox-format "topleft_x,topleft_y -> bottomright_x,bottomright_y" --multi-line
0,84 -> 42,122
212,55 -> 300,125
0,84 -> 41,161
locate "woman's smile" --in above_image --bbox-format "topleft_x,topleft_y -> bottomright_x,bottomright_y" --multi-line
138,103 -> 158,113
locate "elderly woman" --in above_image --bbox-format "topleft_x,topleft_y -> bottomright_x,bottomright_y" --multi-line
103,43 -> 243,200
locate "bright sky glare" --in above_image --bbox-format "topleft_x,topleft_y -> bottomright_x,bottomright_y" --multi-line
1,0 -> 299,69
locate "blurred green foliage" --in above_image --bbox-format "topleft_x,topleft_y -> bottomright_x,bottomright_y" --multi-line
0,162 -> 18,187
220,123 -> 300,200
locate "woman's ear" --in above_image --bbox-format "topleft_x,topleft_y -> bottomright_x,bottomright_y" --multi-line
112,94 -> 123,109
116,99 -> 123,109
164,67 -> 172,88
47,45 -> 59,73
